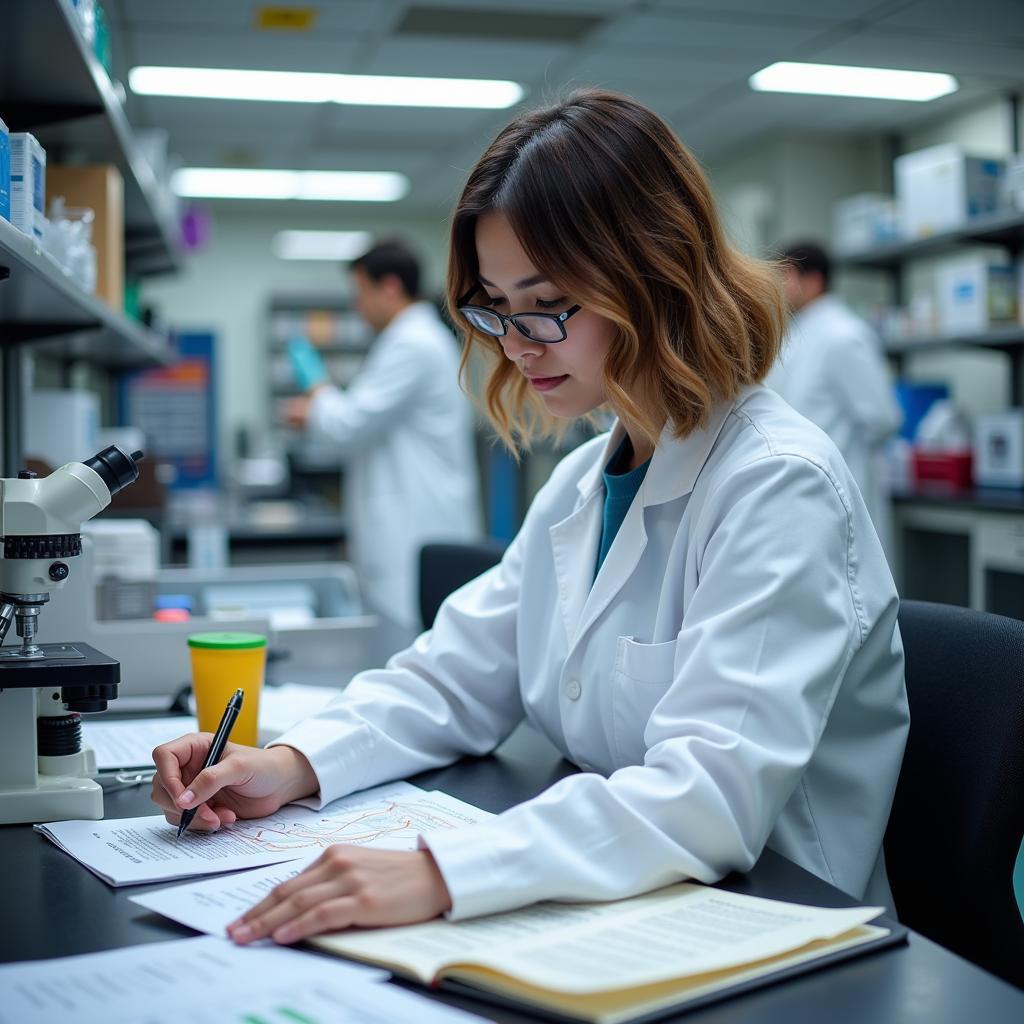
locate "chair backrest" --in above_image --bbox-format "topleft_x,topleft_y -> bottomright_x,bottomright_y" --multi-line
418,540 -> 506,630
886,600 -> 1024,988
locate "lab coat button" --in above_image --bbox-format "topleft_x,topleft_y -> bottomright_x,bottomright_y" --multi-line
565,679 -> 582,701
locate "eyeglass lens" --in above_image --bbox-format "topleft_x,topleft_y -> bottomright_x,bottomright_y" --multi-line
462,308 -> 565,342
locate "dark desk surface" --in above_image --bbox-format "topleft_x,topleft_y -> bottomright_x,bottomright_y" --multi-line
2,725 -> 1022,1023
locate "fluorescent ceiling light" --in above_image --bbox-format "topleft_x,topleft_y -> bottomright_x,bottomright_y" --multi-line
172,168 -> 409,202
130,66 -> 524,109
273,230 -> 373,261
749,62 -> 958,102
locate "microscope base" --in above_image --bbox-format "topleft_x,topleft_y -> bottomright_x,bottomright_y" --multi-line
0,775 -> 103,825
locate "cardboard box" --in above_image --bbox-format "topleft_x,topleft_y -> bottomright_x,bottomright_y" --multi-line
895,144 -> 1004,239
935,255 -> 1017,335
9,132 -> 46,241
47,164 -> 124,310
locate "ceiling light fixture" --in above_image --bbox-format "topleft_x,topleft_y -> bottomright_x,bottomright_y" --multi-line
171,168 -> 409,202
130,66 -> 524,109
272,230 -> 373,260
749,62 -> 958,102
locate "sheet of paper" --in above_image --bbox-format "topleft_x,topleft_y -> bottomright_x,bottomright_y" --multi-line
82,683 -> 343,770
131,975 -> 490,1024
0,935 -> 387,1024
258,682 -> 342,740
319,883 -> 884,995
130,855 -> 321,935
83,716 -> 197,771
36,784 -> 492,886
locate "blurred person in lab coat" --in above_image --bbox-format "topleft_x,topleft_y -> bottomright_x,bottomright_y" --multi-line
281,240 -> 482,646
766,242 -> 902,552
153,91 -> 908,945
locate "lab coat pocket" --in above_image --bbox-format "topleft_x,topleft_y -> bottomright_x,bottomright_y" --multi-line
612,636 -> 678,765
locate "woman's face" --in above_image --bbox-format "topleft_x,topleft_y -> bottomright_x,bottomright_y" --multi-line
474,212 -> 616,419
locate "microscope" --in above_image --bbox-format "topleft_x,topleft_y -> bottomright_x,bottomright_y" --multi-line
0,446 -> 143,824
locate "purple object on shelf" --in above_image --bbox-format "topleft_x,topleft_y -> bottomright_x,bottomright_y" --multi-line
180,204 -> 213,252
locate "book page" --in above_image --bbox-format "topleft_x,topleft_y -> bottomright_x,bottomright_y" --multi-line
471,887 -> 884,994
319,884 -> 883,996
36,784 -> 490,886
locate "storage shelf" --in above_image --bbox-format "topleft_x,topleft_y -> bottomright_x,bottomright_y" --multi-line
0,217 -> 170,367
0,0 -> 182,276
837,209 -> 1024,269
885,325 -> 1024,355
892,485 -> 1024,514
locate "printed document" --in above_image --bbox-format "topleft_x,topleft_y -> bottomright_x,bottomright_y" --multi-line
36,783 -> 492,886
0,935 -> 387,1024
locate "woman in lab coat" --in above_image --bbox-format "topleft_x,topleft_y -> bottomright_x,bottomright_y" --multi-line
152,89 -> 908,946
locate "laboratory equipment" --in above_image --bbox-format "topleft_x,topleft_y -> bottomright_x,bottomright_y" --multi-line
0,445 -> 142,823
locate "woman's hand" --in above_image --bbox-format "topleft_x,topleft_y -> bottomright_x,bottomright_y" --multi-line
227,846 -> 453,945
151,734 -> 319,831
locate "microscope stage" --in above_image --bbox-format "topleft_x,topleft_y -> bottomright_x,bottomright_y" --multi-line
0,642 -> 119,689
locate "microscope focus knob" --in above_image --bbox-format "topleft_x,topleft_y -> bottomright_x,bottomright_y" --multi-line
48,562 -> 70,582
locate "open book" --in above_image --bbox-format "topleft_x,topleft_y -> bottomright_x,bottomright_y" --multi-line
313,883 -> 900,1024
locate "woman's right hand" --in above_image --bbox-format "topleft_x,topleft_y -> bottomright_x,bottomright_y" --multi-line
151,734 -> 319,831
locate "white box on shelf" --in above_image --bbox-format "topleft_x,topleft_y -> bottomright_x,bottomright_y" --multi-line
833,193 -> 899,254
24,389 -> 99,470
935,255 -> 1017,335
1003,154 -> 1024,211
81,519 -> 160,582
9,132 -> 46,242
895,144 -> 1005,239
974,411 -> 1024,488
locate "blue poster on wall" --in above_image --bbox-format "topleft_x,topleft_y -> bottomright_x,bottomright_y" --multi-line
118,332 -> 218,488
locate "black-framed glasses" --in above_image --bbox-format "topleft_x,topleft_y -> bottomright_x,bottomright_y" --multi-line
457,289 -> 581,344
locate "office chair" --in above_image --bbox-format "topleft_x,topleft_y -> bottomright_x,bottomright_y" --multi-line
418,540 -> 507,630
885,600 -> 1024,988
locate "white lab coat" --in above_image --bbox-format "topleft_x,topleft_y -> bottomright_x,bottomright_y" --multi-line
276,385 -> 908,920
308,302 -> 481,629
766,294 -> 901,551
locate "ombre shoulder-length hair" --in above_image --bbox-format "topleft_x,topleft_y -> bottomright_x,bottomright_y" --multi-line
447,88 -> 785,452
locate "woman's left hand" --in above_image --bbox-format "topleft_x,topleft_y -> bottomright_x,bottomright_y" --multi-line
226,846 -> 452,945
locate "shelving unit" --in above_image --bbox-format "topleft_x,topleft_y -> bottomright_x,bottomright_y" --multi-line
266,295 -> 372,499
0,218 -> 169,364
839,202 -> 1024,615
838,209 -> 1024,406
1,0 -> 182,276
838,209 -> 1024,271
0,0 -> 181,475
267,294 -> 372,403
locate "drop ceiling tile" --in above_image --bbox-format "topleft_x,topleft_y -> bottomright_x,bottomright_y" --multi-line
809,29 -> 1024,82
358,36 -> 572,79
646,0 -> 894,21
125,28 -> 368,73
565,48 -> 758,86
872,0 -> 1024,43
591,9 -> 839,53
112,0 -> 389,34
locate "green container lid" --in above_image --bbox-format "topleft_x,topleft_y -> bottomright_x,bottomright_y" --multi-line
187,631 -> 267,650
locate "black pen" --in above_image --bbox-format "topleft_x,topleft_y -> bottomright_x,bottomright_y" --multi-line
176,688 -> 244,839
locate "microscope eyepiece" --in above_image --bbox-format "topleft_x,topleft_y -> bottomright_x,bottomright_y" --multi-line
82,446 -> 144,497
